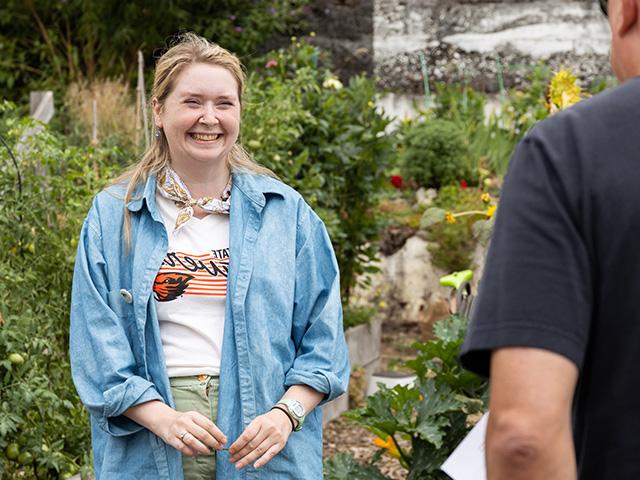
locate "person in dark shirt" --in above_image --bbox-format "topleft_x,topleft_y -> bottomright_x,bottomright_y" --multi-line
460,0 -> 640,478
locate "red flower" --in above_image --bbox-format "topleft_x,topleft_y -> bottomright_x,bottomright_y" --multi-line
460,179 -> 468,189
265,59 -> 278,69
390,175 -> 403,189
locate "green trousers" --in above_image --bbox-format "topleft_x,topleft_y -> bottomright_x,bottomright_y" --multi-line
170,375 -> 219,480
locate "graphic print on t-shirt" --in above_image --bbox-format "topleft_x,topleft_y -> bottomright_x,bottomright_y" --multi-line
153,248 -> 229,302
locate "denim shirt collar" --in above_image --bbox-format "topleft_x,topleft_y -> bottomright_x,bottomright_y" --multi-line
125,169 -> 286,213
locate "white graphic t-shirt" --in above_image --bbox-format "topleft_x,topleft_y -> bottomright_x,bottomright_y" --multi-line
153,192 -> 229,377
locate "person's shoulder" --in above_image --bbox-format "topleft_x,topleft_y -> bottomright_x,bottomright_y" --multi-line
233,171 -> 304,205
84,180 -> 132,229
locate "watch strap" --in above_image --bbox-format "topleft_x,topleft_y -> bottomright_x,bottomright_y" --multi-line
270,405 -> 296,432
276,400 -> 306,431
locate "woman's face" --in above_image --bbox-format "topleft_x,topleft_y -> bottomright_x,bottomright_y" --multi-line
154,62 -> 241,170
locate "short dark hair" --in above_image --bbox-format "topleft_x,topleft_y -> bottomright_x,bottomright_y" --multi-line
599,0 -> 608,17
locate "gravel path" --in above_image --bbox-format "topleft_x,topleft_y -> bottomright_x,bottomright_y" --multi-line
323,416 -> 406,479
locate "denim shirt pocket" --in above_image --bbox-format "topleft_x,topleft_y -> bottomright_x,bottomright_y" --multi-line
107,288 -> 145,373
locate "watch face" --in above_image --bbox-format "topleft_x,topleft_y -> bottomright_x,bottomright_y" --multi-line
291,401 -> 305,417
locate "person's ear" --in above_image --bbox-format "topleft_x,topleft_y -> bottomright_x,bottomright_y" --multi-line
152,98 -> 163,128
617,0 -> 639,36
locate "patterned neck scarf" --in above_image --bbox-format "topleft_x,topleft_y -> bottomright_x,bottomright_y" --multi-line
157,167 -> 231,232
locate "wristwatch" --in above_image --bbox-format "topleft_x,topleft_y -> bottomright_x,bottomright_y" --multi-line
276,399 -> 306,432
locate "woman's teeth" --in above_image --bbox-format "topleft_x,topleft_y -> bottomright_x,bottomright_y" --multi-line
190,133 -> 221,141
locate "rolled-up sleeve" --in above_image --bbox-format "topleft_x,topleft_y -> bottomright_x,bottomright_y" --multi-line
284,207 -> 350,404
69,203 -> 163,436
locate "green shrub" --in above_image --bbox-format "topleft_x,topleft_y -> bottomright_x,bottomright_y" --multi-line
0,103 -> 121,478
399,119 -> 470,190
243,41 -> 393,303
423,185 -> 492,273
433,83 -> 486,127
328,314 -> 488,479
342,305 -> 376,330
0,0 -> 309,101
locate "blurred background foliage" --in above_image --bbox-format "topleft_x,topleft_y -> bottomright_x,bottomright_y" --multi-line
0,0 -> 308,103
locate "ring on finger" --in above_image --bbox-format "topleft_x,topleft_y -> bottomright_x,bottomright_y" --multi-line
179,431 -> 189,442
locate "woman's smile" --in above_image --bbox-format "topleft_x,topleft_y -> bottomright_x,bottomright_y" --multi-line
154,62 -> 241,168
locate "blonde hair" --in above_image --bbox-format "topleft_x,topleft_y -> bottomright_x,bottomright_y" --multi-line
118,32 -> 276,246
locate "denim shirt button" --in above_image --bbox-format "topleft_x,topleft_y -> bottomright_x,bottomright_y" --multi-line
119,289 -> 133,304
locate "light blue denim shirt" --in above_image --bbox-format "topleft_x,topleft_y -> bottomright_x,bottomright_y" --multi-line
69,171 -> 350,479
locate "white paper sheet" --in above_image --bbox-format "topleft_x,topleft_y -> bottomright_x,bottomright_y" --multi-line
440,412 -> 488,480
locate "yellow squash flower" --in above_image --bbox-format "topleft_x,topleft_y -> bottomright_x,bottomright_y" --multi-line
445,212 -> 456,224
480,192 -> 491,204
373,435 -> 401,459
486,205 -> 497,218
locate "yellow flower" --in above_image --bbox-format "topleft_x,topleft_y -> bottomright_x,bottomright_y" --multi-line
445,212 -> 456,224
373,435 -> 401,459
480,192 -> 491,204
367,100 -> 375,108
548,69 -> 585,113
310,31 -> 316,37
486,205 -> 497,218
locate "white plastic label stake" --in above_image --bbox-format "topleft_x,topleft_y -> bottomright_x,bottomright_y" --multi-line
440,412 -> 488,480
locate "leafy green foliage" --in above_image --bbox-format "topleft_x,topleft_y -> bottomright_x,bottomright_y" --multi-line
336,314 -> 488,480
0,0 -> 308,100
399,119 -> 471,190
324,453 -> 391,480
425,186 -> 488,272
0,104 -> 121,478
243,41 -> 393,303
342,305 -> 376,330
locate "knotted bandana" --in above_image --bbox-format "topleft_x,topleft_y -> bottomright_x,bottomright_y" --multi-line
157,167 -> 231,232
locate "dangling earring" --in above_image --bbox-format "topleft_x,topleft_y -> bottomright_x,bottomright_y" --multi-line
155,128 -> 161,138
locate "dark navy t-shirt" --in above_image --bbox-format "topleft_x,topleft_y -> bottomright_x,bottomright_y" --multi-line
461,77 -> 640,479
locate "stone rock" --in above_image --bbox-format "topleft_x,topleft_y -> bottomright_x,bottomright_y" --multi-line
379,224 -> 417,256
302,0 -> 611,95
415,187 -> 437,207
419,293 -> 451,339
356,236 -> 449,324
355,234 -> 488,326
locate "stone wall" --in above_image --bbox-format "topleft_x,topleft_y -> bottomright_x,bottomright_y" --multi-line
308,0 -> 611,94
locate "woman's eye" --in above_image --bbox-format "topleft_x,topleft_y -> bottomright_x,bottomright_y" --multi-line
185,99 -> 199,105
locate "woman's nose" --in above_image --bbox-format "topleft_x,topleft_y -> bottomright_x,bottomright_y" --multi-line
199,105 -> 219,125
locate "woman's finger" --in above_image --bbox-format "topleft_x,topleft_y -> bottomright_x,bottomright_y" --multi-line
181,431 -> 211,455
186,421 -> 221,451
234,436 -> 275,469
191,412 -> 227,445
167,435 -> 197,457
229,420 -> 261,455
253,443 -> 282,469
230,425 -> 269,463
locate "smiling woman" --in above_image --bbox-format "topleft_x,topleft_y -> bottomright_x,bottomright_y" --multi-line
69,33 -> 350,480
153,63 -> 241,185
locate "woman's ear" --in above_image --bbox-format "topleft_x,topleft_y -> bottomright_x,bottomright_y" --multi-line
152,98 -> 163,128
617,0 -> 639,37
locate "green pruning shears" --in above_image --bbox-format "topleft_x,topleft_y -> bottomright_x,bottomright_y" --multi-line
440,270 -> 475,319
439,270 -> 474,290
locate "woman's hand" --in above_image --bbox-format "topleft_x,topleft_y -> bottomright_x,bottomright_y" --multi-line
228,409 -> 293,469
124,401 -> 227,457
159,409 -> 228,457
